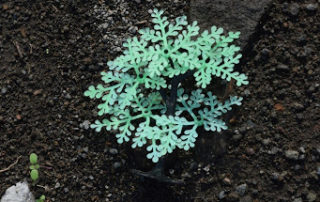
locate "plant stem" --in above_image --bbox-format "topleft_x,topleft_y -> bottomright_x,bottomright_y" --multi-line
165,70 -> 195,115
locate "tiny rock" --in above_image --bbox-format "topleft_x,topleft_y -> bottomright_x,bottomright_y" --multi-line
113,162 -> 121,170
276,64 -> 290,72
236,184 -> 247,196
33,89 -> 42,95
306,192 -> 317,202
223,177 -> 231,185
289,3 -> 300,16
293,198 -> 303,202
305,3 -> 318,11
232,134 -> 243,141
1,87 -> 7,94
285,150 -> 299,160
246,147 -> 255,155
218,191 -> 225,199
1,181 -> 35,202
109,148 -> 118,155
262,138 -> 271,146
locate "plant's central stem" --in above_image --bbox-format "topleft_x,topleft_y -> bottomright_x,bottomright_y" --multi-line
132,71 -> 194,184
160,70 -> 195,116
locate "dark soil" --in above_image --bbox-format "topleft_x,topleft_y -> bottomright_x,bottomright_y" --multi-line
1,0 -> 319,202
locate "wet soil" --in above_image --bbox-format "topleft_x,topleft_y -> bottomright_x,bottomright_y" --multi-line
1,0 -> 319,201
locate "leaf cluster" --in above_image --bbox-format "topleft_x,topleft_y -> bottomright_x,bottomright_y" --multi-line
84,9 -> 248,162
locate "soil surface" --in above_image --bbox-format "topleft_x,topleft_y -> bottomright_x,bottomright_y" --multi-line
1,0 -> 319,201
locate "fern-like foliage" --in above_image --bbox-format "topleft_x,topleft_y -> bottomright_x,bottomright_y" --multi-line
84,9 -> 248,163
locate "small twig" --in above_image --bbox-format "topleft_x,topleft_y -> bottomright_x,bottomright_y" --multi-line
166,70 -> 195,115
29,43 -> 33,54
0,156 -> 22,173
36,184 -> 51,192
13,41 -> 24,58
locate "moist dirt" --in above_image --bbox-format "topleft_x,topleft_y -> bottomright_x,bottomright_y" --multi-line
0,0 -> 319,201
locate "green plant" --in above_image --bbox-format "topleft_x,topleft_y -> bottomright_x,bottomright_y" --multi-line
84,9 -> 248,163
29,153 -> 39,182
29,153 -> 45,202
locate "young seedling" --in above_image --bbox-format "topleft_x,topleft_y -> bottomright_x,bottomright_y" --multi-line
29,153 -> 46,202
29,153 -> 40,183
85,9 -> 248,182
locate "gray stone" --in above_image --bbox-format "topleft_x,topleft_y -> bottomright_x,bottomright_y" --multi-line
232,134 -> 243,141
306,4 -> 318,11
54,182 -> 60,189
109,148 -> 118,155
299,154 -> 305,160
236,184 -> 247,196
82,147 -> 89,153
296,113 -> 304,121
268,147 -> 281,155
307,192 -> 317,202
1,87 -> 7,94
113,162 -> 122,170
189,0 -> 272,50
64,188 -> 69,193
218,191 -> 226,199
0,181 -> 35,202
271,172 -> 281,181
262,138 -> 271,146
276,64 -> 290,72
285,150 -> 299,160
293,198 -> 303,202
292,102 -> 304,111
289,3 -> 300,16
80,120 -> 91,130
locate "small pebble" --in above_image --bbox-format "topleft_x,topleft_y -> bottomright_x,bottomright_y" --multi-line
296,113 -> 304,121
299,154 -> 305,160
294,164 -> 301,170
262,138 -> 271,146
246,147 -> 255,155
289,3 -> 300,16
268,147 -> 281,155
218,191 -> 225,199
307,192 -> 317,202
305,3 -> 318,11
276,64 -> 290,72
1,87 -> 7,94
293,198 -> 303,202
80,120 -> 91,129
236,184 -> 247,196
113,162 -> 121,170
285,150 -> 299,160
109,148 -> 118,155
203,165 -> 210,172
271,172 -> 281,181
232,134 -> 243,141
54,182 -> 60,189
223,177 -> 231,185
83,147 -> 89,153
